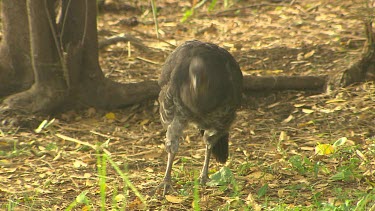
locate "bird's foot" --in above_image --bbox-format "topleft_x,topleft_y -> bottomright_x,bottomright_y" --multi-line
150,179 -> 177,196
199,175 -> 210,185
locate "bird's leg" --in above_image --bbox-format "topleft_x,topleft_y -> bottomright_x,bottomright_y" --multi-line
199,129 -> 205,136
199,143 -> 212,185
155,152 -> 176,196
154,118 -> 185,196
199,129 -> 219,184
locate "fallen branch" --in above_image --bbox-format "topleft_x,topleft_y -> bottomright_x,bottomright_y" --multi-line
132,75 -> 327,99
243,75 -> 327,91
98,33 -> 154,53
55,133 -> 108,153
198,3 -> 285,17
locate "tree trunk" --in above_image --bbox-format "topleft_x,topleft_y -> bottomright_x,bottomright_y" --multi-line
2,0 -> 68,113
57,0 -> 160,109
0,0 -> 159,115
0,0 -> 33,96
336,20 -> 375,87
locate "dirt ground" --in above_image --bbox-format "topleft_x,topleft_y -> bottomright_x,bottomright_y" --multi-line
1,0 -> 375,210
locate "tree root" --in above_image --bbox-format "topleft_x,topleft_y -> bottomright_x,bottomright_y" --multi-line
1,84 -> 67,114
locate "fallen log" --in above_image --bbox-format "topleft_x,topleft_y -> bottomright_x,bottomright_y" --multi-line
132,75 -> 328,107
242,75 -> 327,91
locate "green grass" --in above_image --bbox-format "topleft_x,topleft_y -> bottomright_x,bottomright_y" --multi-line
98,153 -> 107,211
3,148 -> 373,210
193,172 -> 200,211
63,150 -> 146,211
3,122 -> 375,210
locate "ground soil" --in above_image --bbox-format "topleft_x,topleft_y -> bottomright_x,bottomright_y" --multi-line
1,0 -> 374,210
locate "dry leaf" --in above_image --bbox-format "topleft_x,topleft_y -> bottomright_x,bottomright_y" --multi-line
82,205 -> 90,211
356,150 -> 367,161
315,143 -> 335,155
5,167 -> 17,173
297,120 -> 314,128
277,189 -> 285,197
246,193 -> 261,211
165,195 -> 186,203
145,167 -> 154,173
140,119 -> 150,125
282,115 -> 294,123
248,171 -> 274,181
297,53 -> 304,60
105,112 -> 116,120
300,146 -> 315,151
294,103 -> 305,107
315,183 -> 329,189
143,151 -> 162,159
115,194 -> 126,202
279,131 -> 288,141
268,102 -> 280,108
265,70 -> 284,74
302,108 -> 314,114
326,99 -> 346,104
127,197 -> 145,210
85,179 -> 96,187
73,160 -> 88,169
317,108 -> 334,113
0,159 -> 12,167
304,50 -> 315,59
83,173 -> 92,178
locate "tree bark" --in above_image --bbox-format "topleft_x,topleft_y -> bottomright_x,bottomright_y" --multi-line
58,0 -> 160,109
336,21 -> 375,87
96,75 -> 328,102
243,75 -> 327,91
0,0 -> 33,96
0,0 -> 162,115
2,0 -> 68,113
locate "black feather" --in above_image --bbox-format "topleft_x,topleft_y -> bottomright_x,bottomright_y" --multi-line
212,133 -> 229,164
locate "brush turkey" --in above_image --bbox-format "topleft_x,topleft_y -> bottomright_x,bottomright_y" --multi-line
156,40 -> 243,195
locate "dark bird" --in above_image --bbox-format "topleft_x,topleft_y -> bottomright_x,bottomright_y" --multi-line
156,40 -> 243,196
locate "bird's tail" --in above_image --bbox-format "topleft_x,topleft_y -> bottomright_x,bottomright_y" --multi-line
212,133 -> 229,164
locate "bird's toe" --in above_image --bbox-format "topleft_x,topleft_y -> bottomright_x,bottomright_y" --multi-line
199,175 -> 210,185
151,180 -> 177,196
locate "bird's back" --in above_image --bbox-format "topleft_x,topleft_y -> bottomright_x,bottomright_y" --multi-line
159,40 -> 243,129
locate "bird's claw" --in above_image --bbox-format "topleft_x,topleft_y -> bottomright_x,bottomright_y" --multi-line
199,175 -> 210,185
150,180 -> 177,196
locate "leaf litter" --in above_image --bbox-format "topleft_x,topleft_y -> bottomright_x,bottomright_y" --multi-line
1,0 -> 375,210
